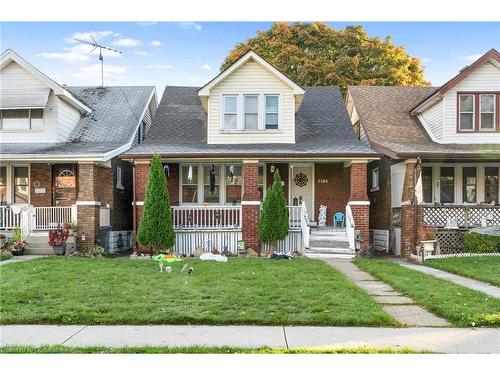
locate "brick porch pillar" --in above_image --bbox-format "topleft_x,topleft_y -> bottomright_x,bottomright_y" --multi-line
76,163 -> 100,249
400,159 -> 418,258
242,160 -> 261,255
348,161 -> 371,255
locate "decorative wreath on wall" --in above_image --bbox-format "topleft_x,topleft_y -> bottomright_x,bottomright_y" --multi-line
294,172 -> 308,187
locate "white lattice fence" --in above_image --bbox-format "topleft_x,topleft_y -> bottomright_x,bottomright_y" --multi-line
423,205 -> 500,228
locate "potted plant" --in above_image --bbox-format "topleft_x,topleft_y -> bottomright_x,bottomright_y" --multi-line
9,227 -> 27,256
48,224 -> 70,255
419,226 -> 437,257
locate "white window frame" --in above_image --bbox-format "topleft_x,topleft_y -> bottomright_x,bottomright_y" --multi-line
221,95 -> 239,131
0,108 -> 44,132
116,166 -> 124,190
458,94 -> 475,132
479,94 -> 496,131
264,94 -> 280,130
243,94 -> 259,130
371,167 -> 380,192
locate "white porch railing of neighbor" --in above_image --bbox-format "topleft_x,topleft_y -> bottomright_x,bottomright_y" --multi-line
0,206 -> 21,230
422,205 -> 500,228
300,201 -> 310,248
171,206 -> 242,230
345,204 -> 355,251
34,206 -> 75,230
99,207 -> 111,227
288,205 -> 301,229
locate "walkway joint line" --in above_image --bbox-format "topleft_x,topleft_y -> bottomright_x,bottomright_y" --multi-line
60,325 -> 88,345
282,326 -> 289,349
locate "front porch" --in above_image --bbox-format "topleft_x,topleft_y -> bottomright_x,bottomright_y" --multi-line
133,159 -> 371,255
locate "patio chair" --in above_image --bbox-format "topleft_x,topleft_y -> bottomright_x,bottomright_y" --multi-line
333,212 -> 345,229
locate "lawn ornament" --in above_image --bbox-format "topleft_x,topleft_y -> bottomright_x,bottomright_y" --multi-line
188,267 -> 194,275
199,252 -> 228,262
181,263 -> 190,273
318,205 -> 327,227
165,266 -> 172,273
154,253 -> 183,272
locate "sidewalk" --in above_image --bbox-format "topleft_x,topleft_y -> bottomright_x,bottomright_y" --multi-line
392,260 -> 500,299
1,325 -> 499,353
0,255 -> 46,266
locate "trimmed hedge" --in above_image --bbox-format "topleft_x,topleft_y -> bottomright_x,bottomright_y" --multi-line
464,231 -> 500,253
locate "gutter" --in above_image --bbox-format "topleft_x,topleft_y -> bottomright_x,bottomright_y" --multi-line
119,153 -> 381,161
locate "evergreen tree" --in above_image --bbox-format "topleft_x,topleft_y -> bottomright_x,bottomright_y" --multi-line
258,170 -> 289,251
137,153 -> 175,253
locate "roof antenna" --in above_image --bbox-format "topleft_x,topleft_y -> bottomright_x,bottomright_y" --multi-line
74,35 -> 122,86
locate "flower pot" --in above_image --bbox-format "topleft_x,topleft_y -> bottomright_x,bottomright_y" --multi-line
421,240 -> 436,257
53,245 -> 66,256
10,248 -> 25,256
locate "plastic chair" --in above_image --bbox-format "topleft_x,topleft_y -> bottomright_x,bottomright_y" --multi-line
333,212 -> 345,229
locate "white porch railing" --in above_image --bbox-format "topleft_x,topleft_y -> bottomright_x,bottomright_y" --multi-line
0,206 -> 21,230
345,204 -> 355,251
171,205 -> 242,230
300,201 -> 310,248
422,205 -> 500,228
99,207 -> 111,227
288,205 -> 301,229
34,206 -> 75,230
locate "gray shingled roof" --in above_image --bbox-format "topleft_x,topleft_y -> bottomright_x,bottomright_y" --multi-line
1,86 -> 154,157
348,86 -> 500,158
124,86 -> 376,158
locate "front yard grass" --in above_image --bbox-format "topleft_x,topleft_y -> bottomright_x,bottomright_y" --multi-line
0,257 -> 396,326
424,256 -> 500,287
0,345 -> 426,354
0,253 -> 12,262
354,258 -> 500,327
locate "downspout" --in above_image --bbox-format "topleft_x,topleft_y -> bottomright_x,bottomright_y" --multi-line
132,158 -> 137,251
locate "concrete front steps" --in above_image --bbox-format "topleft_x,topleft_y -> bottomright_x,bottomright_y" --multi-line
25,233 -> 52,255
304,227 -> 354,259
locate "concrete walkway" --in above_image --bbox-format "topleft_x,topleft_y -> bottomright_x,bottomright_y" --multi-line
0,255 -> 46,266
1,325 -> 498,353
393,260 -> 500,299
323,258 -> 450,327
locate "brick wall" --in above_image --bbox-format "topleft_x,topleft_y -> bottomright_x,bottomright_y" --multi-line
349,163 -> 368,201
96,164 -> 113,206
314,163 -> 350,226
400,160 -> 418,258
30,163 -> 52,206
266,163 -> 288,201
351,205 -> 370,254
368,157 -> 392,230
76,163 -> 100,249
348,162 -> 370,254
242,162 -> 260,253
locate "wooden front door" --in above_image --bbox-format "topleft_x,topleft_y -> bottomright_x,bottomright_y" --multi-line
53,164 -> 76,206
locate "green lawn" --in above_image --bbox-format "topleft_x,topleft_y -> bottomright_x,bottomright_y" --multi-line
0,253 -> 12,262
354,258 -> 500,327
0,345 -> 426,354
424,257 -> 500,287
0,257 -> 396,326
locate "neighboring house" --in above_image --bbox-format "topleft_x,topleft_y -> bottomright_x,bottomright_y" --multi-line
122,51 -> 378,256
346,48 -> 500,257
0,49 -> 157,253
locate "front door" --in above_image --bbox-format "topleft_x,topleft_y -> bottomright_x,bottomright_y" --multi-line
53,164 -> 76,206
289,164 -> 314,221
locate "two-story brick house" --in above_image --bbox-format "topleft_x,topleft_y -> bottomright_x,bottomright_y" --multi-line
0,49 -> 157,253
122,51 -> 378,256
347,49 -> 500,257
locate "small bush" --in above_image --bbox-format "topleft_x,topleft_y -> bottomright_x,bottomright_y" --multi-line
464,231 -> 500,253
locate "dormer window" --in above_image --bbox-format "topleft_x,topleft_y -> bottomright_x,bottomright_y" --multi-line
223,95 -> 238,130
265,95 -> 279,130
0,108 -> 43,131
458,94 -> 474,131
480,94 -> 495,131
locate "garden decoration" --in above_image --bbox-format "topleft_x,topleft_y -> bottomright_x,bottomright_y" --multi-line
165,266 -> 172,274
318,205 -> 327,227
200,252 -> 228,262
154,253 -> 183,272
48,224 -> 70,256
181,263 -> 189,273
188,267 -> 194,275
294,172 -> 308,187
10,226 -> 27,256
269,251 -> 294,260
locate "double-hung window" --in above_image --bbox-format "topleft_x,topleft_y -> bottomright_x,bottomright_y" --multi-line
203,165 -> 220,203
0,167 -> 6,205
480,94 -> 495,131
265,95 -> 279,130
485,167 -> 499,204
244,95 -> 258,130
421,167 -> 433,203
459,94 -> 474,131
225,165 -> 242,204
181,165 -> 198,203
440,167 -> 455,204
13,166 -> 29,204
223,95 -> 238,130
462,167 -> 477,204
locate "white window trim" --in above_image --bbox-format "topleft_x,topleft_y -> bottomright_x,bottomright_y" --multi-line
0,163 -> 31,205
458,94 -> 475,132
370,167 -> 380,192
116,166 -> 124,190
220,93 -> 282,132
479,94 -> 496,131
0,108 -> 45,132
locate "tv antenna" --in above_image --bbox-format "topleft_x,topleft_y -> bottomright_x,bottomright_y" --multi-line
74,35 -> 122,86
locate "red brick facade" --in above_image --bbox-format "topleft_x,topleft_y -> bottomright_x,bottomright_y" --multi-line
348,162 -> 371,254
76,163 -> 100,249
400,160 -> 418,258
30,164 -> 52,207
314,163 -> 350,226
367,157 -> 392,230
242,161 -> 260,254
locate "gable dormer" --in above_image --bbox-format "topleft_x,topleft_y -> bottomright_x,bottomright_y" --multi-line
412,49 -> 500,144
0,49 -> 91,143
198,51 -> 304,144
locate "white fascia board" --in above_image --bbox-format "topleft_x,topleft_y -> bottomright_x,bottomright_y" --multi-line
0,153 -> 107,162
198,51 -> 305,96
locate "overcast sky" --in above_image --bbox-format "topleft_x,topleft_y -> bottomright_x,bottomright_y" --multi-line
2,22 -> 499,96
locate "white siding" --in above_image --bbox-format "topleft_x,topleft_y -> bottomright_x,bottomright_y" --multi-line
207,60 -> 295,144
441,62 -> 500,144
57,98 -> 81,141
420,100 -> 443,142
0,61 -> 48,100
